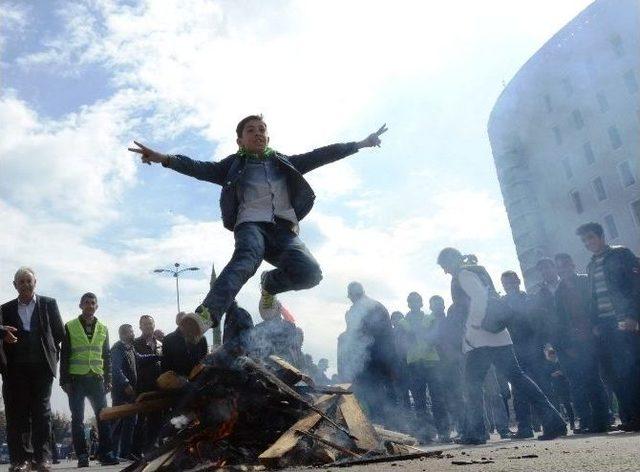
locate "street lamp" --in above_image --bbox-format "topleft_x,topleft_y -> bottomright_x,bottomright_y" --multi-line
153,262 -> 200,313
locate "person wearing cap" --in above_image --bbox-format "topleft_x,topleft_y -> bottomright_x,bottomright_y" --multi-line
161,312 -> 209,377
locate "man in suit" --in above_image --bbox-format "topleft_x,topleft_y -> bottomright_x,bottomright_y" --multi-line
0,267 -> 64,472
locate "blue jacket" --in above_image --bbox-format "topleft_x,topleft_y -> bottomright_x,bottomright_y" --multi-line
111,340 -> 159,398
166,143 -> 359,231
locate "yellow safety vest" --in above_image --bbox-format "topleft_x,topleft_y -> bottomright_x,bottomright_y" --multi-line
399,315 -> 440,364
67,318 -> 108,376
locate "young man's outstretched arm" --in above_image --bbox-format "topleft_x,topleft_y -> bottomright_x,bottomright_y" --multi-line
128,140 -> 231,185
288,124 -> 388,174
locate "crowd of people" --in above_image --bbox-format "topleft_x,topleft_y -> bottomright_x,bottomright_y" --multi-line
336,221 -> 640,445
0,266 -> 336,471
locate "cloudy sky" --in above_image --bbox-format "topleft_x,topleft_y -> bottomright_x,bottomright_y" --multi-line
0,0 -> 592,412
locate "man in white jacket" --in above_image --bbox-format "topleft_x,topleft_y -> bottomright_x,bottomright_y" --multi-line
437,248 -> 566,444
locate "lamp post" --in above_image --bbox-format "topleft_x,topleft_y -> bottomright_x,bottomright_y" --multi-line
153,262 -> 200,313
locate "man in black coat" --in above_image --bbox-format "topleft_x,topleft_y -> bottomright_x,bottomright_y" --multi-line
577,222 -> 640,431
0,267 -> 64,472
131,315 -> 162,456
129,117 -> 387,328
161,314 -> 208,377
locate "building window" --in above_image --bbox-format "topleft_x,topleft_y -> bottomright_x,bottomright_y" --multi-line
624,70 -> 639,94
570,190 -> 584,214
631,199 -> 640,226
552,126 -> 562,145
561,77 -> 573,96
618,160 -> 636,187
610,34 -> 624,57
604,215 -> 619,239
592,177 -> 607,201
572,109 -> 584,129
543,94 -> 552,113
583,142 -> 596,164
562,157 -> 573,179
596,92 -> 609,112
608,126 -> 622,149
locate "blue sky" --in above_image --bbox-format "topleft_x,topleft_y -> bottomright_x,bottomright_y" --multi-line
0,0 -> 592,413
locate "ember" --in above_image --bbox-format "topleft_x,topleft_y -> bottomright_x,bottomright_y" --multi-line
100,352 -> 437,471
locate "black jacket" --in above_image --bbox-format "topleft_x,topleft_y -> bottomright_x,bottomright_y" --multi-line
0,295 -> 64,377
161,329 -> 208,377
586,246 -> 640,323
166,143 -> 359,231
133,336 -> 162,393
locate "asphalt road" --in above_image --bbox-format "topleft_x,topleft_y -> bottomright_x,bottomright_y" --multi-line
1,431 -> 638,471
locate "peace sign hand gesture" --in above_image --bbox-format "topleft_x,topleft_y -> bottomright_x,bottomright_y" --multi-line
357,124 -> 388,149
128,141 -> 169,165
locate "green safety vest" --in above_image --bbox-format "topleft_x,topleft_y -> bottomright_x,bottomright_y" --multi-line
399,315 -> 440,364
67,318 -> 108,376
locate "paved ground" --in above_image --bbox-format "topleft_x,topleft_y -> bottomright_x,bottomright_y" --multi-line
1,431 -> 638,471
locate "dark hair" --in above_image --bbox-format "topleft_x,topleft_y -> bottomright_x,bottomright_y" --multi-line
139,314 -> 154,322
536,257 -> 555,269
80,292 -> 97,304
236,114 -> 264,138
407,292 -> 423,303
501,270 -> 519,280
390,311 -> 404,320
576,222 -> 604,238
554,253 -> 573,263
429,295 -> 444,303
118,324 -> 133,335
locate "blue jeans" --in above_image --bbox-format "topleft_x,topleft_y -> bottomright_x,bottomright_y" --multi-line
463,346 -> 564,441
111,394 -> 135,458
595,323 -> 640,425
68,376 -> 113,459
203,221 -> 322,318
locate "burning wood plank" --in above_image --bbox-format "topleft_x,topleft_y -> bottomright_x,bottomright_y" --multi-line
338,394 -> 382,452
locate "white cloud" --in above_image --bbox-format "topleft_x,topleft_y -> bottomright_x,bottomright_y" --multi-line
0,91 -> 140,223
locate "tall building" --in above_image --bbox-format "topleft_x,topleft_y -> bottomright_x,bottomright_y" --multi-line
488,0 -> 640,290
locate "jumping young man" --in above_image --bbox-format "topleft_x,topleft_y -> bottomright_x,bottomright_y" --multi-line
129,116 -> 387,329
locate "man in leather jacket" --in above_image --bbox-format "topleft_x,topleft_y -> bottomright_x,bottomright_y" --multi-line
577,221 -> 640,431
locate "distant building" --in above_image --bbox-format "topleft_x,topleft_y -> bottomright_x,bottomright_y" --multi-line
488,0 -> 640,290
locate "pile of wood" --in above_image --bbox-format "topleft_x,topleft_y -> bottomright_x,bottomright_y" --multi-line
101,352 -> 439,471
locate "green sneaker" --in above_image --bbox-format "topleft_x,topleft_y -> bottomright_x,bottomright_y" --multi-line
259,272 -> 280,320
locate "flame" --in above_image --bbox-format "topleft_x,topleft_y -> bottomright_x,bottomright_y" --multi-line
187,396 -> 239,462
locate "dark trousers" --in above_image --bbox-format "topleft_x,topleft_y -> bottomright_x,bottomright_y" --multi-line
558,343 -> 608,430
463,346 -> 564,441
203,221 -> 322,318
2,363 -> 53,464
512,349 -> 556,433
595,324 -> 640,425
68,376 -> 113,459
483,367 -> 510,435
440,360 -> 466,435
111,394 -> 135,458
408,362 -> 450,439
353,367 -> 396,426
131,411 -> 161,455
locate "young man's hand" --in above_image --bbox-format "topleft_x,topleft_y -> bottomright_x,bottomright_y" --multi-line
357,124 -> 388,149
128,141 -> 169,165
